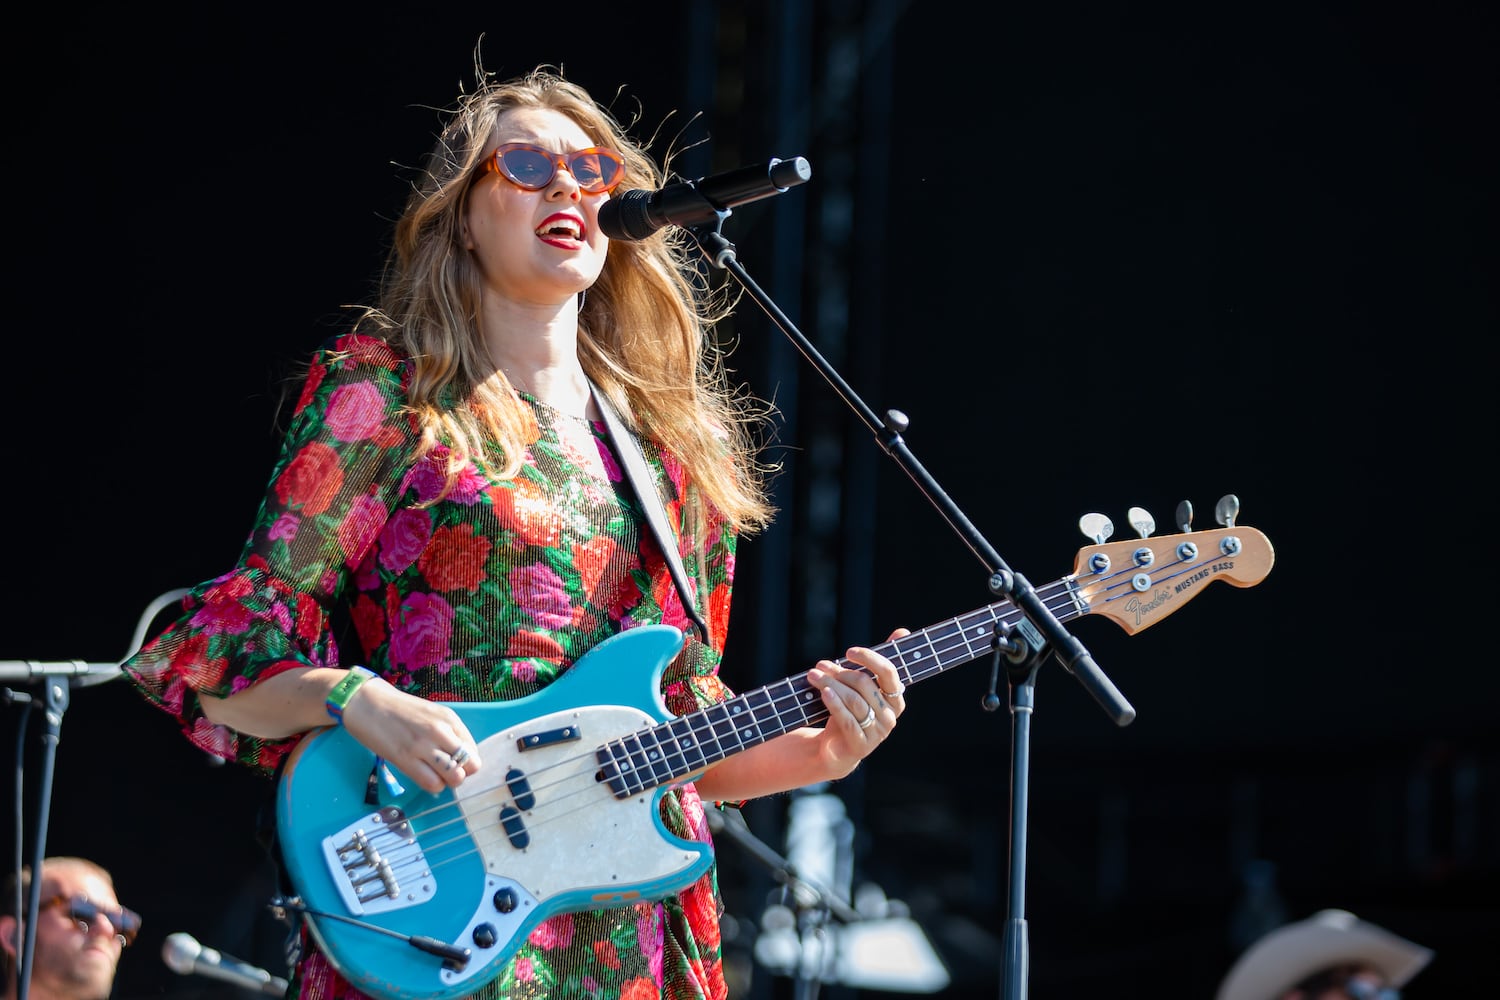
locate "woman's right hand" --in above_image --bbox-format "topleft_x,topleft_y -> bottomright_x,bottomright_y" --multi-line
339,678 -> 482,794
200,666 -> 481,795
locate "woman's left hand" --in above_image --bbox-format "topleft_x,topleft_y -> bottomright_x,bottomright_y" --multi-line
805,627 -> 910,778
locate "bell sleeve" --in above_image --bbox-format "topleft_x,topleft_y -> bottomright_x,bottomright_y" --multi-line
122,334 -> 418,775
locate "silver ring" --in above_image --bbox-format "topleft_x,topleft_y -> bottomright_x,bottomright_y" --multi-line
858,706 -> 877,730
881,685 -> 904,700
450,745 -> 471,767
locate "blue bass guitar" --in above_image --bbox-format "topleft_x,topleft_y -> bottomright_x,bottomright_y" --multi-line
275,512 -> 1273,1000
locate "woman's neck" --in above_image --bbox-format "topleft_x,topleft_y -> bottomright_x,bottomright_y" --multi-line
480,295 -> 596,418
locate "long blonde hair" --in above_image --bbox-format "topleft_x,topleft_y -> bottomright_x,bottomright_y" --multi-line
354,61 -> 776,534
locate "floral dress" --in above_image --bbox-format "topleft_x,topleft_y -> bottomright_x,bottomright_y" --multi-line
123,333 -> 737,1000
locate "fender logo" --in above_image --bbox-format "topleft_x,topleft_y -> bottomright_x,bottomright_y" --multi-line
1123,588 -> 1174,625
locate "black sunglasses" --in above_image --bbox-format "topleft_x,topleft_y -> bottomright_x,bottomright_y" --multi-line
40,895 -> 142,946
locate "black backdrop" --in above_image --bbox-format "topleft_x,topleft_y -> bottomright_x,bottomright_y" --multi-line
6,3 -> 1496,998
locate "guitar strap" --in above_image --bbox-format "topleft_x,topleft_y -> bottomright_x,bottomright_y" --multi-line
589,379 -> 710,645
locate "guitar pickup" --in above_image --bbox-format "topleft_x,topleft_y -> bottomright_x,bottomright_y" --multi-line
498,805 -> 530,848
516,726 -> 581,751
505,767 -> 535,811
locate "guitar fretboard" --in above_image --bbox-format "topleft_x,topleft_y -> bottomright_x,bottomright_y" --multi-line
596,580 -> 1086,797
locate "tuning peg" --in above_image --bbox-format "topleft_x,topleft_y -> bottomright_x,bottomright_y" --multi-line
1127,506 -> 1155,538
1215,494 -> 1241,528
1175,500 -> 1194,533
1079,512 -> 1114,545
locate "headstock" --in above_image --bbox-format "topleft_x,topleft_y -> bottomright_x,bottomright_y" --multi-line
1071,494 -> 1275,635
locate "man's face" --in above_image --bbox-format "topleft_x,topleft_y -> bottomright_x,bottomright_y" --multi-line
18,862 -> 129,1000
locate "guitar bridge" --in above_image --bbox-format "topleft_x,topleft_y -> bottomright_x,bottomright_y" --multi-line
322,806 -> 436,915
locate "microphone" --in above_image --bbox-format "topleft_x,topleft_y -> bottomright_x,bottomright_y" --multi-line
598,156 -> 812,241
162,932 -> 289,997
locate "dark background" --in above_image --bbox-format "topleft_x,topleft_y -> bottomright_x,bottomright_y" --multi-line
5,3 -> 1495,998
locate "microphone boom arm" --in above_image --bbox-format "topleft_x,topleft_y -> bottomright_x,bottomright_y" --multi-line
683,220 -> 1131,724
676,188 -> 1133,1000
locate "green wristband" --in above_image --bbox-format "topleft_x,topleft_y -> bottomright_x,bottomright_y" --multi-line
326,666 -> 377,723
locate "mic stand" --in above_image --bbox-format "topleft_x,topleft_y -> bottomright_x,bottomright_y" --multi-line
679,208 -> 1135,1000
2,588 -> 190,1000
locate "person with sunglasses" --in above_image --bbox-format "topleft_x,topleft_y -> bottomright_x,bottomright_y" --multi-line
1217,908 -> 1434,1000
0,857 -> 138,1000
120,60 -> 907,1000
